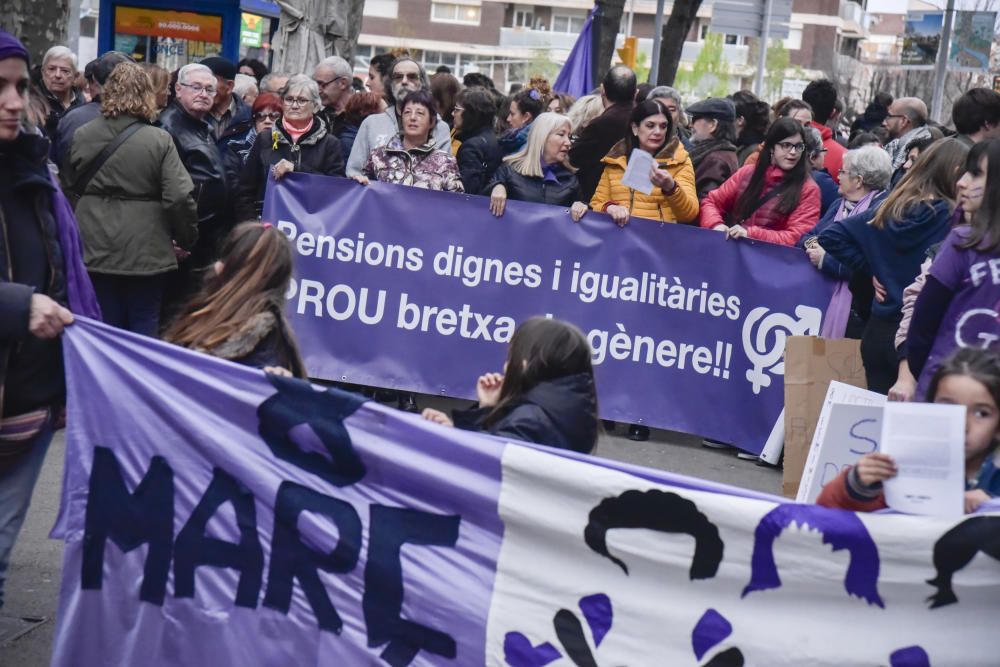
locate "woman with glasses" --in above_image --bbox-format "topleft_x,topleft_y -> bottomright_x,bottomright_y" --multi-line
453,87 -> 501,194
236,75 -> 345,219
699,117 -> 821,246
354,89 -> 463,192
819,138 -> 968,393
223,92 -> 281,194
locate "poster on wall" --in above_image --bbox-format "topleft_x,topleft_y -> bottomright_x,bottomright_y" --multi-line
949,11 -> 996,71
901,11 -> 942,67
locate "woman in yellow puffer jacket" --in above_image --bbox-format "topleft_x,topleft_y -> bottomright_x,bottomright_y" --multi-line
590,99 -> 699,225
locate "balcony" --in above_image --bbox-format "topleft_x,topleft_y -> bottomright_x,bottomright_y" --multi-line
839,0 -> 871,36
499,27 -> 580,51
680,41 -> 749,68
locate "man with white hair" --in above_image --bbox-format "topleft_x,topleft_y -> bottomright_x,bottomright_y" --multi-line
260,71 -> 291,95
157,63 -> 230,267
38,45 -> 85,140
233,73 -> 258,106
312,55 -> 353,137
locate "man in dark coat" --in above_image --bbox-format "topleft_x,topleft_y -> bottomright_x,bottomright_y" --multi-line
569,65 -> 636,201
0,30 -> 100,609
158,62 -> 231,265
36,45 -> 85,144
685,98 -> 739,202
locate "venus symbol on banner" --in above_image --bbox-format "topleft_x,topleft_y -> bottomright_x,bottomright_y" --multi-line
741,305 -> 823,393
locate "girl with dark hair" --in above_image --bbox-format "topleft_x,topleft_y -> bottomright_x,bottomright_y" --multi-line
238,58 -> 269,84
421,317 -> 599,454
590,99 -> 699,226
453,87 -> 501,194
165,222 -> 306,377
699,117 -> 821,246
907,140 -> 1000,396
820,138 -> 968,393
729,90 -> 770,165
356,88 -> 463,191
499,88 -> 544,155
818,346 -> 1000,513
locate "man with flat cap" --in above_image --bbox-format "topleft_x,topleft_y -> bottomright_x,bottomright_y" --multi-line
200,55 -> 252,144
686,97 -> 740,202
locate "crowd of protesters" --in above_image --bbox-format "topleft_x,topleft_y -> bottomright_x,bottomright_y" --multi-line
4,27 -> 1000,607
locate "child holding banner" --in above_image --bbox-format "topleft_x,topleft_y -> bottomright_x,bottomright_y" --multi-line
421,317 -> 599,454
817,347 -> 1000,514
164,222 -> 306,377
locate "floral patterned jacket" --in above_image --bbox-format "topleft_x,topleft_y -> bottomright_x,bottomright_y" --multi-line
362,135 -> 464,192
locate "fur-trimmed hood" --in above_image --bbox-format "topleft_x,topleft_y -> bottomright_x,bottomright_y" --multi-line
196,311 -> 277,361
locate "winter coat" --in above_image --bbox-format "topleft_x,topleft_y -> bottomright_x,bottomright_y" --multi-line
40,83 -> 86,146
0,132 -> 69,418
699,164 -> 821,246
456,125 -> 502,195
64,114 -> 198,276
237,115 -> 346,220
689,140 -> 739,202
569,102 -> 633,201
54,100 -> 100,168
589,138 -> 698,223
196,310 -> 305,378
818,198 -> 953,320
363,135 -> 464,192
346,107 -> 451,177
157,101 -> 230,255
451,373 -> 599,454
849,101 -> 890,138
339,123 -> 359,164
813,169 -> 840,217
810,121 -> 846,185
485,162 -> 580,207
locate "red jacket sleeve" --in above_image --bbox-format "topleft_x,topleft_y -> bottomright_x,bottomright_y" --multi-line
746,180 -> 821,246
816,467 -> 888,513
699,165 -> 749,229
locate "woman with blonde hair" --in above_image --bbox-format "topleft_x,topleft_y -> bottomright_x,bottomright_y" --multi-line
566,93 -> 605,137
165,223 -> 306,376
141,63 -> 170,111
63,61 -> 197,336
485,111 -> 588,221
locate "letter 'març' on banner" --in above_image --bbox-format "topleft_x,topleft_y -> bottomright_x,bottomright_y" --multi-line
53,320 -> 1000,665
264,175 -> 842,454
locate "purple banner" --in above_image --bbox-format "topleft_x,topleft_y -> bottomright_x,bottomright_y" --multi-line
51,320 -> 999,666
264,174 -> 839,453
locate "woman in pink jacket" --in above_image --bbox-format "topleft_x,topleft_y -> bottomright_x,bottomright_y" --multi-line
699,117 -> 820,246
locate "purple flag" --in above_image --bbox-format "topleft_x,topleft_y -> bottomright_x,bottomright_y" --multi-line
553,7 -> 595,98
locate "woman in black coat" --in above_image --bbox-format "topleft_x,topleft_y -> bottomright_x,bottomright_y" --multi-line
421,317 -> 599,454
485,112 -> 588,221
236,74 -> 345,220
453,87 -> 501,195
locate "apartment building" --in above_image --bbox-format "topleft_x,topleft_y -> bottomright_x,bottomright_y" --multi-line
357,0 -> 872,96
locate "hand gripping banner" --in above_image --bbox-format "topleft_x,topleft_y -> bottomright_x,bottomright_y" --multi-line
51,320 -> 1000,666
264,175 -> 845,454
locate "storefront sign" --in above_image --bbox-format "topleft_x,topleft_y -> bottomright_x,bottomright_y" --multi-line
115,6 -> 222,43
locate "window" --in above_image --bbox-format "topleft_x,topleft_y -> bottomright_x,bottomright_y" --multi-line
423,50 -> 459,68
365,0 -> 398,19
724,34 -> 739,45
431,2 -> 481,25
783,28 -> 802,51
81,16 -> 97,38
551,14 -> 586,33
700,24 -> 709,40
513,9 -> 534,28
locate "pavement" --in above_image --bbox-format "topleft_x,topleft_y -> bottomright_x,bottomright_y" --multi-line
0,401 -> 780,666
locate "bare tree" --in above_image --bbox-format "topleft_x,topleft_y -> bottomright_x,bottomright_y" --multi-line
654,0 -> 703,85
0,0 -> 70,64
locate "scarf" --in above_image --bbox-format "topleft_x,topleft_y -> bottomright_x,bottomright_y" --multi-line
49,170 -> 102,319
282,115 -> 314,144
833,189 -> 880,221
687,137 -> 738,168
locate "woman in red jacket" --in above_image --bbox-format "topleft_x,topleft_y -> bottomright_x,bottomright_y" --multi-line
699,117 -> 821,246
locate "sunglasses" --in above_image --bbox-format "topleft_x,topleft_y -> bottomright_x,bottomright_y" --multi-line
254,111 -> 281,121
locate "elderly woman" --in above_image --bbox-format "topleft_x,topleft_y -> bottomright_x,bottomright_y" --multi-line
485,112 -> 587,220
63,62 -> 197,336
236,74 -> 345,219
224,92 -> 281,193
355,89 -> 463,192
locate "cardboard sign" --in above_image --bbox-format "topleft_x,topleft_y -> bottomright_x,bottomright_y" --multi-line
782,336 -> 867,498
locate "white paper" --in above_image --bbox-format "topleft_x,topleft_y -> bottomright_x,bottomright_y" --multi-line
796,381 -> 886,502
759,408 -> 784,464
620,148 -> 655,195
881,402 -> 965,517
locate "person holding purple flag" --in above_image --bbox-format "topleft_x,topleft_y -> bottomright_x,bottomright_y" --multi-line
0,29 -> 100,609
907,140 -> 1000,396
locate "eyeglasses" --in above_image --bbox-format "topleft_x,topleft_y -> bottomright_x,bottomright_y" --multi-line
776,141 -> 806,153
391,72 -> 421,82
453,105 -> 465,112
283,97 -> 312,107
179,83 -> 217,97
314,76 -> 347,88
885,114 -> 906,120
254,111 -> 281,121
44,65 -> 73,77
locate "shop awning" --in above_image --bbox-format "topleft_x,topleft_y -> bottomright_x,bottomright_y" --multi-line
241,0 -> 281,18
